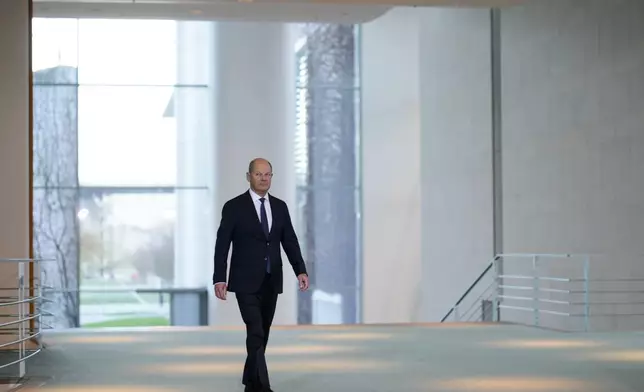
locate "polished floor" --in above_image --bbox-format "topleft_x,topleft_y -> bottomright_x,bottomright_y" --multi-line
18,322 -> 644,391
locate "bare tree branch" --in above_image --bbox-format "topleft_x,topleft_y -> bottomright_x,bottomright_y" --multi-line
33,66 -> 80,328
297,24 -> 360,324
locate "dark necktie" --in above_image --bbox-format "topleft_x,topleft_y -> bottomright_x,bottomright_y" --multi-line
260,198 -> 270,273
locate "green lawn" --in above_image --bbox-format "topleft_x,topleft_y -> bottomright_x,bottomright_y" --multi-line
83,317 -> 170,328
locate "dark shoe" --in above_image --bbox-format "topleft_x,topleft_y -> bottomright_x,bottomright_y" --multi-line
244,384 -> 260,392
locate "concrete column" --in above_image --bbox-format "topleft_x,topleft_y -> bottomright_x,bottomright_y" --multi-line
419,8 -> 494,321
172,21 -> 217,326
0,0 -> 30,268
210,22 -> 297,326
0,0 -> 31,376
362,7 -> 494,323
174,21 -> 216,290
362,8 -> 423,323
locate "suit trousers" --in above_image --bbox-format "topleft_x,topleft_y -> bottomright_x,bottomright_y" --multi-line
236,273 -> 278,388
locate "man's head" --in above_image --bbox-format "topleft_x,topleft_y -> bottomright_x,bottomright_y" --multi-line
247,158 -> 273,195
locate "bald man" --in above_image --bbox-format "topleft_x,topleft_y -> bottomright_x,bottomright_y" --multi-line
213,158 -> 309,392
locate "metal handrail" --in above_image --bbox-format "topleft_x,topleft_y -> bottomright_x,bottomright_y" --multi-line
441,257 -> 495,322
442,253 -> 644,332
0,258 -> 53,378
500,274 -> 571,282
458,280 -> 496,322
497,253 -> 576,259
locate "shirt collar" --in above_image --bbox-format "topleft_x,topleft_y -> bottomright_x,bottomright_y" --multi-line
249,189 -> 269,202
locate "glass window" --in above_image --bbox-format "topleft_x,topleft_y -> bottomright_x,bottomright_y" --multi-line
78,86 -> 179,186
33,18 -> 213,329
294,24 -> 362,325
77,19 -> 177,86
295,49 -> 310,188
77,191 -> 177,327
32,18 -> 78,81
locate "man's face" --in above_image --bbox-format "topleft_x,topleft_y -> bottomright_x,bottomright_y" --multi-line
247,161 -> 272,194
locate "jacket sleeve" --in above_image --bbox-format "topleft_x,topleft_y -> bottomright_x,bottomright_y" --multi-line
213,201 -> 235,284
280,201 -> 307,276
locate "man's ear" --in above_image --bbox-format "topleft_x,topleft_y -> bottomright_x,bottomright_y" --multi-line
246,173 -> 251,183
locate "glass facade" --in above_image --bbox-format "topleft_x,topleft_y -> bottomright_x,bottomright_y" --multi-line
294,24 -> 362,324
31,18 -> 362,329
32,18 -> 211,328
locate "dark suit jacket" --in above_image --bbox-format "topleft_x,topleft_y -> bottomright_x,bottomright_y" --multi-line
212,191 -> 307,294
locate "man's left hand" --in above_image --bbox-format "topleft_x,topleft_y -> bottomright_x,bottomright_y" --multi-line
297,273 -> 309,292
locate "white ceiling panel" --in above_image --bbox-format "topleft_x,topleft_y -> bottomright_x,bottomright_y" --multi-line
34,1 -> 391,23
36,0 -> 525,4
33,0 -> 530,23
124,0 -> 525,4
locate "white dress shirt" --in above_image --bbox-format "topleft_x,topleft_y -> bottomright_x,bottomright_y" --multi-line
249,189 -> 272,231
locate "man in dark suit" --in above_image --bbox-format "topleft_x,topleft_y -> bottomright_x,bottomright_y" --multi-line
213,158 -> 309,392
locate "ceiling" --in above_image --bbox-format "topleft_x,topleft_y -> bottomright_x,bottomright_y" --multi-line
33,0 -> 528,23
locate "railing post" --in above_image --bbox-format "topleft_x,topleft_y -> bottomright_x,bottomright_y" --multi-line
0,258 -> 51,379
37,262 -> 43,351
533,255 -> 540,328
453,304 -> 460,322
17,260 -> 25,378
583,257 -> 590,332
492,257 -> 500,322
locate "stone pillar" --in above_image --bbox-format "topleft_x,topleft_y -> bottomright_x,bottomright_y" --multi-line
0,0 -> 31,378
361,8 -> 423,323
171,21 -> 217,326
174,21 -> 216,290
210,22 -> 297,326
418,8 -> 494,322
0,0 -> 30,270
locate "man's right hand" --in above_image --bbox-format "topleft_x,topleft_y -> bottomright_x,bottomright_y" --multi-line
214,283 -> 228,300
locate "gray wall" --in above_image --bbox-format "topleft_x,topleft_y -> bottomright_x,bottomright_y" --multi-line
500,0 -> 644,330
362,0 -> 644,330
